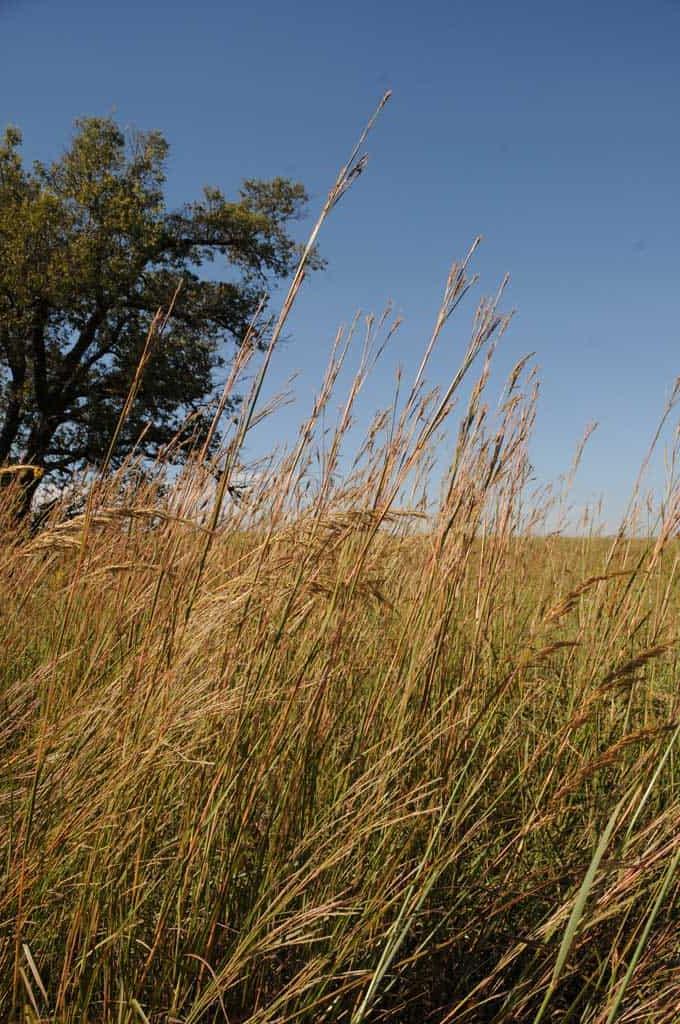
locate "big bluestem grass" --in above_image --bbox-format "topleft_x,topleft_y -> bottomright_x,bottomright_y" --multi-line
1,98 -> 680,1023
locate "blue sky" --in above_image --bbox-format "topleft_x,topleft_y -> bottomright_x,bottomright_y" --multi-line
2,0 -> 679,528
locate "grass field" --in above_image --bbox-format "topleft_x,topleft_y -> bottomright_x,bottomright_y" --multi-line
2,115 -> 680,1022
2,268 -> 680,1023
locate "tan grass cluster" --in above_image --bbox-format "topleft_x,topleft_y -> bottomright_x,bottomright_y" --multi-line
1,96 -> 679,1023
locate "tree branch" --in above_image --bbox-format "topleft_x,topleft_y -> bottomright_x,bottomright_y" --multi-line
0,325 -> 27,463
58,304 -> 107,390
30,300 -> 50,412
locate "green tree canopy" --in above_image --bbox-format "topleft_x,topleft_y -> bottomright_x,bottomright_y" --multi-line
0,117 -> 319,508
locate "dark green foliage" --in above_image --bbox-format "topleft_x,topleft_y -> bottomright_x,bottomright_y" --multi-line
0,118 -> 319,498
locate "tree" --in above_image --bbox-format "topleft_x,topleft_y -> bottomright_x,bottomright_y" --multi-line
0,117 -> 320,513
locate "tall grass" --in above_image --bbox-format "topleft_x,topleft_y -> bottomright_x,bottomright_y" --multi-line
1,103 -> 680,1022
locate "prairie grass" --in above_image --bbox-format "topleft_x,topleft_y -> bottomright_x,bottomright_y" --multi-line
2,103 -> 680,1022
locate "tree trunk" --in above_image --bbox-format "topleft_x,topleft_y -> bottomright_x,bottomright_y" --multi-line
0,415 -> 55,522
0,347 -> 27,464
0,390 -> 23,465
0,469 -> 42,522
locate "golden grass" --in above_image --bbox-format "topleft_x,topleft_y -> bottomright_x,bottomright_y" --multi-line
1,99 -> 680,1022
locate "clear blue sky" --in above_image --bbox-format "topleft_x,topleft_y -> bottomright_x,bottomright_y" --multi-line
2,0 -> 679,528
